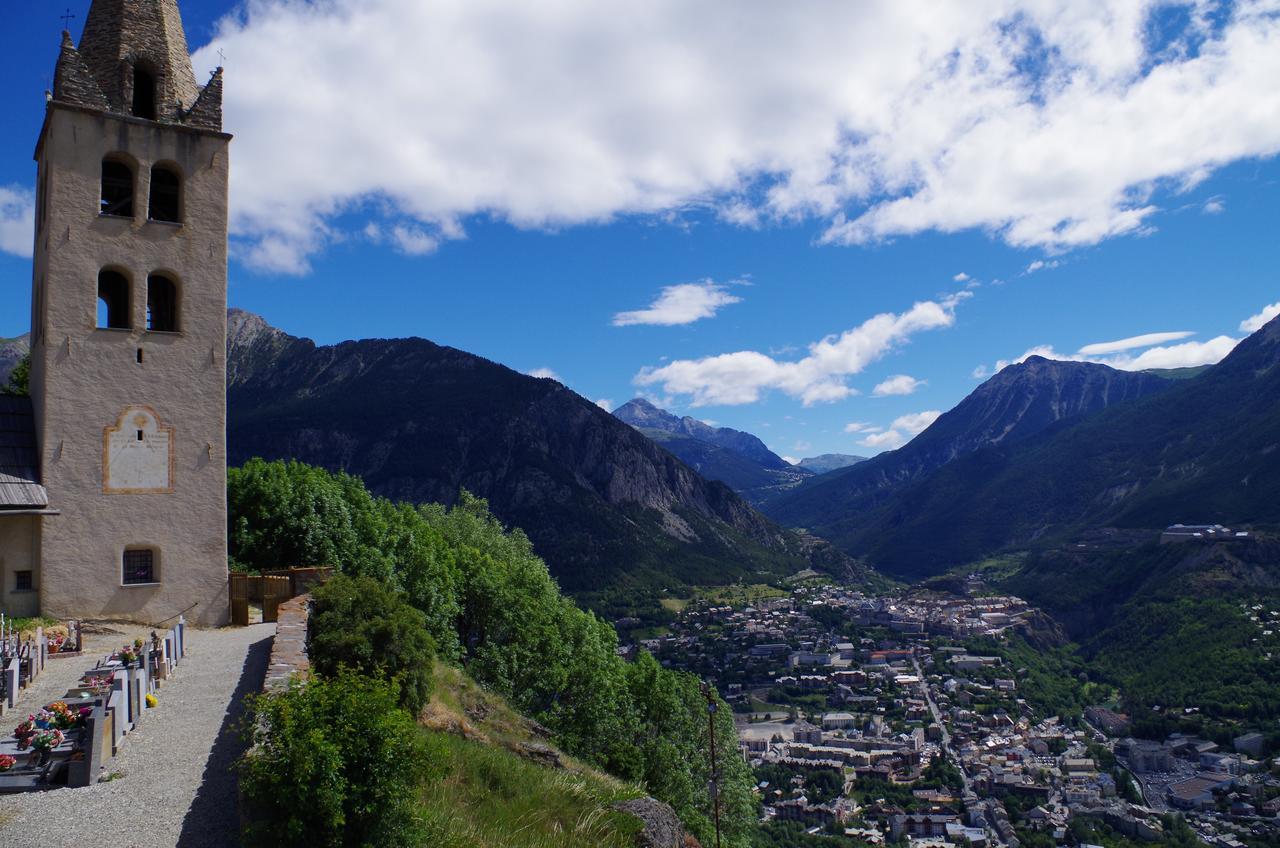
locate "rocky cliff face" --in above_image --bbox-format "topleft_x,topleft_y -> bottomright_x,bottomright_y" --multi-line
225,310 -> 844,594
0,334 -> 29,387
765,357 -> 1173,528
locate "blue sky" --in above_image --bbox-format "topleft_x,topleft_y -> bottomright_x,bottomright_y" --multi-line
2,1 -> 1278,459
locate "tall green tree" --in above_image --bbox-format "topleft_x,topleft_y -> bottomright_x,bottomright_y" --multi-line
1,353 -> 29,396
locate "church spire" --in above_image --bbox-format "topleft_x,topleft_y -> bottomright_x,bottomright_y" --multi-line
52,31 -> 109,111
74,0 -> 202,122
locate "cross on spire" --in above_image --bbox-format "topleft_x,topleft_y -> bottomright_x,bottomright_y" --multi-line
60,8 -> 76,32
217,48 -> 226,67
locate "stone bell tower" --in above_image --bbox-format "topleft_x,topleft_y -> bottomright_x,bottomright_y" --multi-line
27,0 -> 230,626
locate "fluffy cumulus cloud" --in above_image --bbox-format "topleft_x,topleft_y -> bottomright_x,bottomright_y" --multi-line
872,374 -> 926,397
613,280 -> 743,327
855,410 -> 942,450
0,186 -> 34,259
635,294 -> 967,406
195,0 -> 1280,273
525,367 -> 561,381
1241,301 -> 1280,332
594,398 -> 614,412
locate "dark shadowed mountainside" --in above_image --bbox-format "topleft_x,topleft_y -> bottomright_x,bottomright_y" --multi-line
225,311 -> 863,600
613,398 -> 812,503
784,315 -> 1280,578
765,356 -> 1173,532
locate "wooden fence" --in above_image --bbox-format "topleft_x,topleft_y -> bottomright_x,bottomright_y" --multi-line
229,568 -> 333,626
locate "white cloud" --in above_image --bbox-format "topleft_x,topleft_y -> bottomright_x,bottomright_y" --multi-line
843,421 -> 878,434
982,334 -> 1240,374
1078,331 -> 1195,356
613,279 -> 743,327
1202,197 -> 1226,214
1024,259 -> 1062,274
953,272 -> 970,282
782,455 -> 801,465
872,374 -> 927,397
859,430 -> 906,450
1241,301 -> 1280,333
635,293 -> 968,406
856,409 -> 941,451
893,411 -> 942,435
594,398 -> 614,412
0,186 -> 34,259
526,367 -> 561,381
197,0 -> 1280,272
390,225 -> 440,256
972,364 -> 992,380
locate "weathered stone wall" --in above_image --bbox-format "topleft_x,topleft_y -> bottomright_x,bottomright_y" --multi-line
78,0 -> 201,120
31,103 -> 231,627
264,594 -> 311,691
0,515 -> 40,618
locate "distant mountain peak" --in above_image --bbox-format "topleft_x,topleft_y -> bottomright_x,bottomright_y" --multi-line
614,398 -> 792,472
765,353 -> 1173,533
0,333 -> 30,387
797,454 -> 868,475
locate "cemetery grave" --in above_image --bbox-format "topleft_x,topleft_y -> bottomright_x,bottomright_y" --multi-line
0,616 -> 187,792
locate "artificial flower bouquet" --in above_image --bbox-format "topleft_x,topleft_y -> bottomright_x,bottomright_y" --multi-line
30,727 -> 65,752
0,754 -> 15,772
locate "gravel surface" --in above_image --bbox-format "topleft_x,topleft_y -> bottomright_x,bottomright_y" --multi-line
0,623 -> 274,848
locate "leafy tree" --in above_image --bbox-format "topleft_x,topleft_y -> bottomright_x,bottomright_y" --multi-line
239,670 -> 442,848
309,574 -> 437,715
229,461 -> 761,845
1,354 -> 29,396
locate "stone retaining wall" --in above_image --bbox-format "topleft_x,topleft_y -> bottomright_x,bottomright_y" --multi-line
264,594 -> 310,691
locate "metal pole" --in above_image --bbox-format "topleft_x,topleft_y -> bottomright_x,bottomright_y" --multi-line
702,682 -> 722,848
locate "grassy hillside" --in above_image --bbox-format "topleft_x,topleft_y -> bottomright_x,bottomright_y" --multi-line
999,539 -> 1280,749
419,665 -> 648,848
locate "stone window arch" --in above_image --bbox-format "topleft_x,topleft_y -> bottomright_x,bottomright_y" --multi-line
147,272 -> 180,332
148,163 -> 182,223
97,268 -> 132,330
101,156 -> 135,218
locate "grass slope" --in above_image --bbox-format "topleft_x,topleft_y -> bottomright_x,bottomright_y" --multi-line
419,665 -> 647,848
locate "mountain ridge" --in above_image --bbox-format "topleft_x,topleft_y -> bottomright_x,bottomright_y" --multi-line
765,355 -> 1174,529
225,309 -> 863,603
0,334 -> 29,386
793,315 -> 1280,577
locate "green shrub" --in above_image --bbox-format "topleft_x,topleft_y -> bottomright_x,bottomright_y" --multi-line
310,574 -> 436,715
239,669 -> 441,848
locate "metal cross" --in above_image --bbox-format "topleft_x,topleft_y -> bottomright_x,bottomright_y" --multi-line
60,8 -> 76,31
217,48 -> 226,66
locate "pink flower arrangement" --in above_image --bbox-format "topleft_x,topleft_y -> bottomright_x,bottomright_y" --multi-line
0,754 -> 15,772
30,727 -> 64,752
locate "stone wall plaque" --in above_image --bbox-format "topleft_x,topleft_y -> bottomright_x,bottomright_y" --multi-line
103,405 -> 174,494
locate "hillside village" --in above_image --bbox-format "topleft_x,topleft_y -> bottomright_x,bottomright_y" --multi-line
629,582 -> 1280,848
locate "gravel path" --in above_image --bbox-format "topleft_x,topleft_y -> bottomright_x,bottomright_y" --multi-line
0,623 -> 274,848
